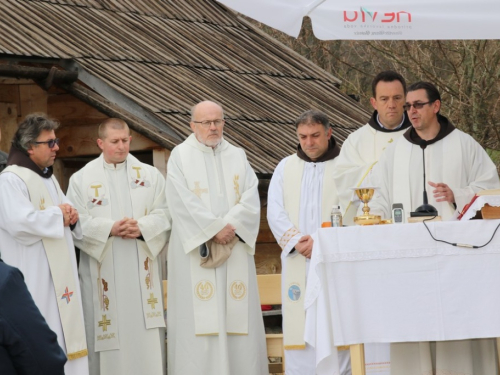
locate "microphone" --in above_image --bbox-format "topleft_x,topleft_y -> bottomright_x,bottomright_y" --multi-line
410,140 -> 438,217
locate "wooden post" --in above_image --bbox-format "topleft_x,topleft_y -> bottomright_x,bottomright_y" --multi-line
152,148 -> 171,280
152,148 -> 170,178
52,159 -> 67,192
350,344 -> 366,375
496,338 -> 500,371
0,103 -> 18,154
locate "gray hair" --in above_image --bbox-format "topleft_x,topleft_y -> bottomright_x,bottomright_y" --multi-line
295,110 -> 330,131
190,101 -> 225,121
12,113 -> 60,152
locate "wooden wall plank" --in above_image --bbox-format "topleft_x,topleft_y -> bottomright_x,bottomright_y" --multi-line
48,93 -> 107,126
56,124 -> 160,158
0,84 -> 19,105
152,148 -> 171,178
19,84 -> 47,117
258,206 -> 277,243
0,102 -> 18,154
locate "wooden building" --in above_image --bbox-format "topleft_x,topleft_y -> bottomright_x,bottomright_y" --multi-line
0,0 -> 370,274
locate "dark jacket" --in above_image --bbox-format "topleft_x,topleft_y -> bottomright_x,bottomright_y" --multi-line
0,150 -> 7,173
0,259 -> 66,375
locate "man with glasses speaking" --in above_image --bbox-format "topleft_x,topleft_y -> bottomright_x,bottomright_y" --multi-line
165,101 -> 268,375
369,82 -> 500,374
0,113 -> 89,375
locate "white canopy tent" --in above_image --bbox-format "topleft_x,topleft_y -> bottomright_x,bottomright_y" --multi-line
216,0 -> 500,40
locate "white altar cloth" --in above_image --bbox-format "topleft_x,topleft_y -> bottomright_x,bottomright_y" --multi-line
304,220 -> 500,372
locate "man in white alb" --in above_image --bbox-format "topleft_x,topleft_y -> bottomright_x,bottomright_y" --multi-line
333,71 -> 412,225
334,70 -> 410,374
267,110 -> 350,375
67,118 -> 170,375
166,100 -> 268,375
333,70 -> 411,225
0,113 -> 89,375
370,82 -> 500,374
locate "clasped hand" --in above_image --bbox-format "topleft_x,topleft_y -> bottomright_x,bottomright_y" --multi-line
213,224 -> 236,245
111,217 -> 141,239
295,235 -> 313,259
58,203 -> 78,227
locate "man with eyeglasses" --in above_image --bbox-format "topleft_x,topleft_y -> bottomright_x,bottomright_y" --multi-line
369,82 -> 499,374
333,71 -> 412,226
165,101 -> 268,375
67,118 -> 170,375
0,113 -> 89,375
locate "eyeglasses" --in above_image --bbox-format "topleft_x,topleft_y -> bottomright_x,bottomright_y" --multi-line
34,138 -> 60,148
403,101 -> 433,111
192,119 -> 225,128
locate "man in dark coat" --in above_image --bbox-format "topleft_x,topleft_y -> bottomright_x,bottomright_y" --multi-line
0,258 -> 67,375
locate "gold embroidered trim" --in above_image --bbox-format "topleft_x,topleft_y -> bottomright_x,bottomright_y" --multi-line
67,349 -> 88,360
284,344 -> 306,350
195,332 -> 219,336
233,175 -> 241,204
278,227 -> 300,250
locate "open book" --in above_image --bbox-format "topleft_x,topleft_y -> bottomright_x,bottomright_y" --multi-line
458,189 -> 500,220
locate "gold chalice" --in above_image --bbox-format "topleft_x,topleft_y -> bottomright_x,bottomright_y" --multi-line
352,187 -> 381,225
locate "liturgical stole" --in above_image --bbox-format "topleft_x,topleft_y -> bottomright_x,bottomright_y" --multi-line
4,166 -> 88,360
282,155 -> 337,350
178,141 -> 250,336
80,154 -> 165,352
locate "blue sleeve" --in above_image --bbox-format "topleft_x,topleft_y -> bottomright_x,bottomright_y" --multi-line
0,262 -> 67,375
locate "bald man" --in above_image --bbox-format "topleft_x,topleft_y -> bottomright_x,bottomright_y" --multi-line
165,101 -> 268,375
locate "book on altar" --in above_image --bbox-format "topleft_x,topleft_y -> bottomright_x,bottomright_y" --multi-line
458,189 -> 500,220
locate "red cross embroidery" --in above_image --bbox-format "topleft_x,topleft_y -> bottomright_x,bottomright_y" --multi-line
61,287 -> 74,304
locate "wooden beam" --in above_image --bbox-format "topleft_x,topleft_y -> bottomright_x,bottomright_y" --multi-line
0,65 -> 78,84
0,78 -> 35,85
56,124 -> 160,158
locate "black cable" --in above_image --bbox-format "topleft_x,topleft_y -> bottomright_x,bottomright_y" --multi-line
422,216 -> 500,249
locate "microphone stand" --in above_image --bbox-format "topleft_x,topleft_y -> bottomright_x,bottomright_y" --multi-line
411,140 -> 438,217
